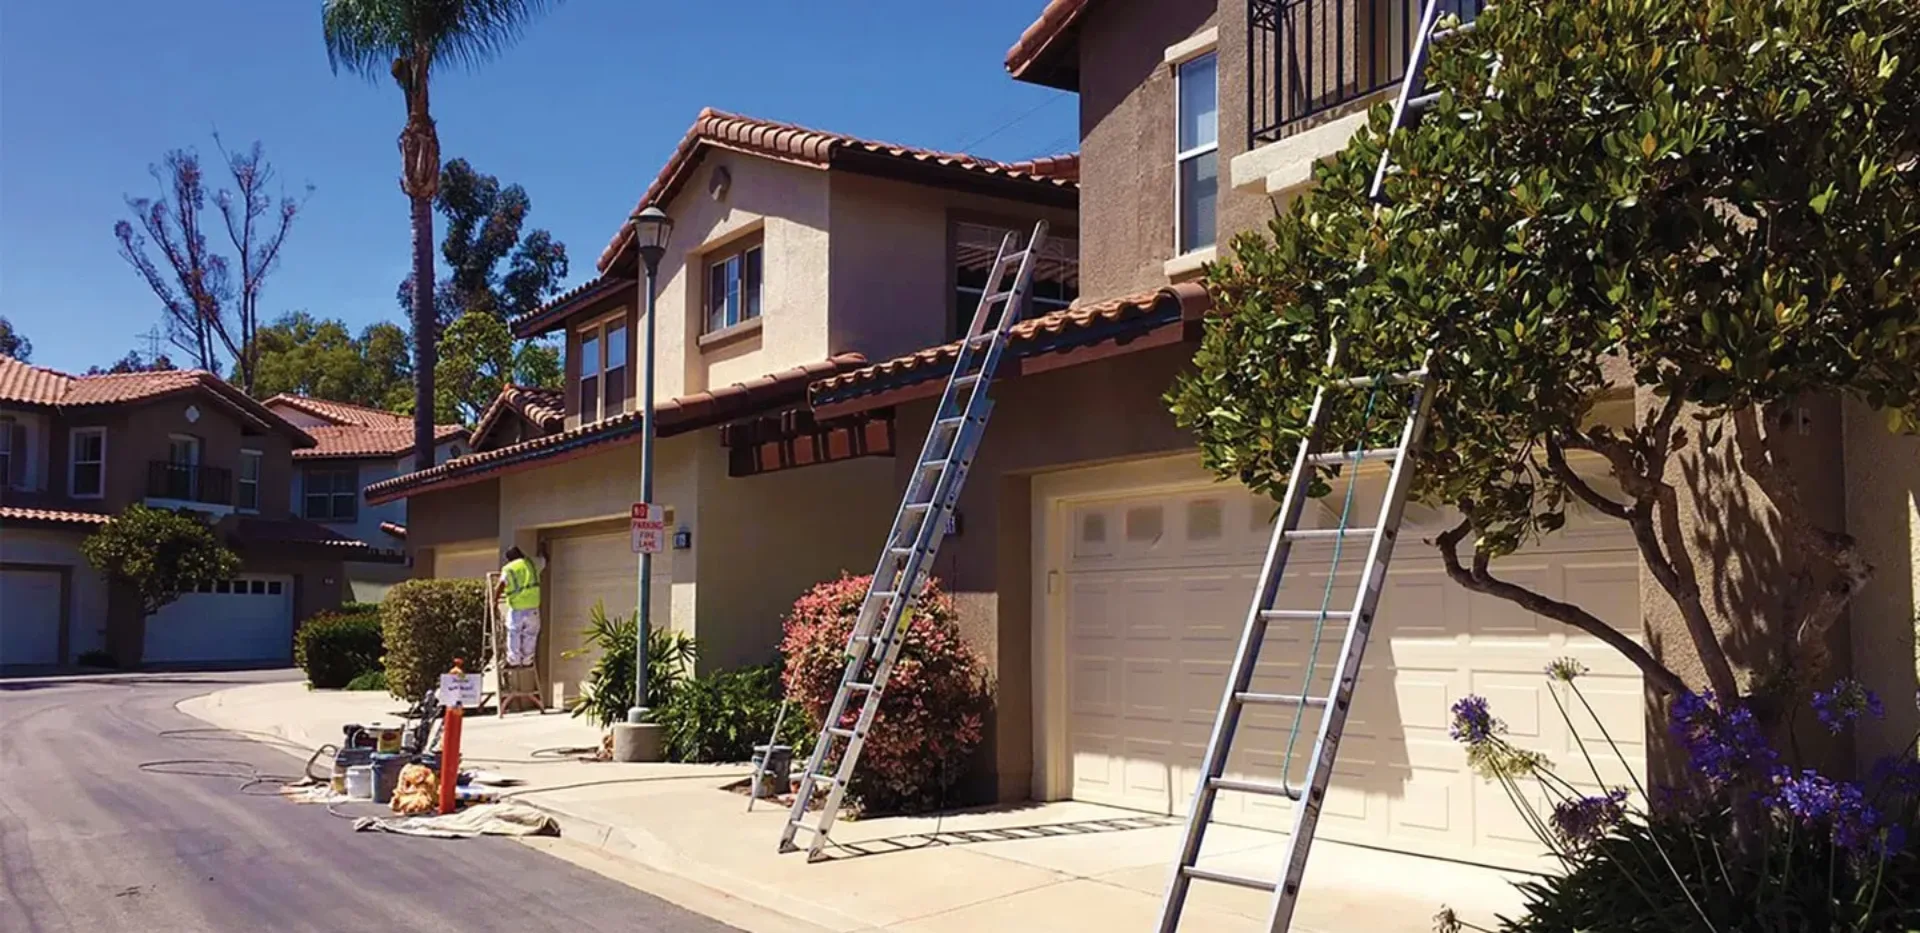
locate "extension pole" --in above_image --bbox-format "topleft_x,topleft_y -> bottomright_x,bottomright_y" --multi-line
439,659 -> 465,815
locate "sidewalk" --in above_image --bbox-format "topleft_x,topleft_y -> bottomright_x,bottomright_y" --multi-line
182,679 -> 1529,933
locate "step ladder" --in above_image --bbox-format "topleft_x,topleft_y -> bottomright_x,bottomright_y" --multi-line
1157,2 -> 1469,930
779,221 -> 1051,861
485,571 -> 546,717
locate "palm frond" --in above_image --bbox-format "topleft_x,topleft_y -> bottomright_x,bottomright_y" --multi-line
321,0 -> 560,80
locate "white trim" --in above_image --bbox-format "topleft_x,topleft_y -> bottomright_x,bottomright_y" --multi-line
1163,246 -> 1217,280
1229,109 -> 1371,195
1163,26 -> 1219,65
1174,51 -> 1220,257
237,448 -> 263,514
575,312 -> 631,424
68,426 -> 106,500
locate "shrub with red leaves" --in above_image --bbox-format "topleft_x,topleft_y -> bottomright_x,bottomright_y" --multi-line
780,573 -> 989,815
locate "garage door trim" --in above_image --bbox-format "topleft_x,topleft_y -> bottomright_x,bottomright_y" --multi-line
0,562 -> 71,665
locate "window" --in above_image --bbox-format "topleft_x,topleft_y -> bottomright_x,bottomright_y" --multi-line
69,427 -> 105,498
0,416 -> 19,488
238,449 -> 263,512
303,466 -> 358,522
1175,51 -> 1219,255
704,242 -> 763,334
577,316 -> 629,424
952,222 -> 1079,339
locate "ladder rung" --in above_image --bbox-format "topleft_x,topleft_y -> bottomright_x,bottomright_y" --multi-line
982,290 -> 1016,305
1306,447 -> 1402,466
888,546 -> 920,557
1235,691 -> 1329,709
828,728 -> 857,740
964,333 -> 996,348
952,374 -> 981,389
1260,608 -> 1353,623
1331,370 -> 1426,388
934,416 -> 967,431
785,821 -> 823,835
1284,527 -> 1380,542
1432,18 -> 1477,42
846,682 -> 876,692
808,773 -> 840,786
916,459 -> 948,473
1181,866 -> 1277,892
1405,91 -> 1441,116
1208,777 -> 1301,800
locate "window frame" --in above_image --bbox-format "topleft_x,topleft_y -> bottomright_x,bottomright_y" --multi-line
703,236 -> 765,335
0,415 -> 15,489
303,465 -> 358,523
948,219 -> 1080,340
575,311 -> 630,425
69,426 -> 106,500
1173,49 -> 1220,257
237,448 -> 263,513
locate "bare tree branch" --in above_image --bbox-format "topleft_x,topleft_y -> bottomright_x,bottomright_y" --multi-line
1438,519 -> 1687,698
211,135 -> 309,392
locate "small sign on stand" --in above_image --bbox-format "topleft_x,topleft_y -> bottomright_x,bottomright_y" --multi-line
438,671 -> 482,708
630,503 -> 667,554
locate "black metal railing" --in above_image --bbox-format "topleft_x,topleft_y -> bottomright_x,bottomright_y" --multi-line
1249,0 -> 1483,146
147,461 -> 232,505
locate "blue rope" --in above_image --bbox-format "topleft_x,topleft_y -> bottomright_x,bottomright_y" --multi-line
1277,382 -> 1383,783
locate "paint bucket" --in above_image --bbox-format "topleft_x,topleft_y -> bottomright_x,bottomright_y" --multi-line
370,752 -> 407,805
331,746 -> 373,795
345,765 -> 374,800
752,745 -> 792,799
365,723 -> 403,754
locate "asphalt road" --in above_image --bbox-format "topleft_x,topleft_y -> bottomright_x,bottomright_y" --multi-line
0,670 -> 742,933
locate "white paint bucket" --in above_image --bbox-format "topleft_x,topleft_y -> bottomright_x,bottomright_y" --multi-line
345,764 -> 374,800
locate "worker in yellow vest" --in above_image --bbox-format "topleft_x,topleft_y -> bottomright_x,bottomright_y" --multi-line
492,546 -> 545,667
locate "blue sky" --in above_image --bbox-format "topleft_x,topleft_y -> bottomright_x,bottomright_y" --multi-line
0,0 -> 1075,375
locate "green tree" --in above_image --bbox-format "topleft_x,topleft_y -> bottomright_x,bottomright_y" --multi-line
1170,0 -> 1918,714
252,311 -> 413,410
0,316 -> 31,360
322,0 -> 561,470
87,351 -> 176,375
81,505 -> 242,616
435,310 -> 561,425
398,157 -> 569,329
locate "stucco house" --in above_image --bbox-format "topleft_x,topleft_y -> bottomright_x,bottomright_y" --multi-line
260,394 -> 465,602
369,108 -> 1079,705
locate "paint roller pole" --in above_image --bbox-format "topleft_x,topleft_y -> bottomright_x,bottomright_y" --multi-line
439,659 -> 465,815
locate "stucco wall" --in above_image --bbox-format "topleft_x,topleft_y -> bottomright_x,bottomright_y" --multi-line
289,441 -> 460,546
0,526 -> 108,660
824,172 -> 1080,366
405,479 -> 502,556
1844,401 -> 1920,770
59,395 -> 298,515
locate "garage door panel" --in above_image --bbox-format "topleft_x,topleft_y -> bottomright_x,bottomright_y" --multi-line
1,570 -> 63,665
548,532 -> 670,709
144,574 -> 293,664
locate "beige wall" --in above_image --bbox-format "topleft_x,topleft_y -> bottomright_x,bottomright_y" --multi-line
1844,400 -> 1920,770
405,479 -> 502,563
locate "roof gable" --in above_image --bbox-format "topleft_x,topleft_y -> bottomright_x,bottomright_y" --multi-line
1,356 -> 315,446
1006,0 -> 1094,90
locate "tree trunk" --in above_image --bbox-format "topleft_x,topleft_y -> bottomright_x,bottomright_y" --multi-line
410,192 -> 436,469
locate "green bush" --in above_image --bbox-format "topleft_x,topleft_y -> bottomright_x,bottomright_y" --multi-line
380,578 -> 486,701
295,610 -> 384,689
565,600 -> 696,729
339,601 -> 381,615
80,504 -> 239,615
345,669 -> 388,692
656,665 -> 806,763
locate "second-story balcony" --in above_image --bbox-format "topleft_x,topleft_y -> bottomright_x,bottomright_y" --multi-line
147,461 -> 232,507
1249,0 -> 1484,146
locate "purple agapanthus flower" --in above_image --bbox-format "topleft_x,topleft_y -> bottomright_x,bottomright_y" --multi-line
1550,789 -> 1629,851
1669,690 -> 1777,788
1767,768 -> 1904,859
1450,695 -> 1494,744
1811,678 -> 1885,734
1870,754 -> 1920,797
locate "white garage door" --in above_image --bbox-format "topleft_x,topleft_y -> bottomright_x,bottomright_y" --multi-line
1062,475 -> 1643,869
0,569 -> 63,665
548,532 -> 672,708
144,574 -> 295,664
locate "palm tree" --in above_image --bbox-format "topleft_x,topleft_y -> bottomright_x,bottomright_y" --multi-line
322,0 -> 558,468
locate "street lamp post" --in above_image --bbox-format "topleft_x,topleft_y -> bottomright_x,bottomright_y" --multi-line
627,206 -> 672,727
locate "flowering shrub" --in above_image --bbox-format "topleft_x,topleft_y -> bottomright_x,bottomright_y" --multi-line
1437,669 -> 1918,932
781,573 -> 989,815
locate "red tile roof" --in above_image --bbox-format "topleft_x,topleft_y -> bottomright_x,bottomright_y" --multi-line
263,394 -> 413,429
509,275 -> 636,337
1006,0 -> 1094,88
0,356 -> 313,446
366,355 -> 868,504
228,516 -> 370,551
811,283 -> 1210,406
297,424 -> 466,460
597,109 -> 1080,273
469,384 -> 568,449
0,506 -> 113,527
379,521 -> 407,540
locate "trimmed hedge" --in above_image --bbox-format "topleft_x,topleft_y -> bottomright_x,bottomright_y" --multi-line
294,610 -> 384,689
381,578 -> 486,702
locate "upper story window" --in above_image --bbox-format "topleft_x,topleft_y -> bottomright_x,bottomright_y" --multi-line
952,223 -> 1080,339
304,465 -> 358,522
0,415 -> 22,489
238,449 -> 263,512
69,427 -> 105,499
705,238 -> 764,334
1176,51 -> 1219,255
578,316 -> 630,424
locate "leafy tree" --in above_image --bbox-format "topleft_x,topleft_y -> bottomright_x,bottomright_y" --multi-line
81,505 -> 241,616
1170,0 -> 1918,717
322,0 -> 563,469
398,157 -> 569,329
252,311 -> 412,410
434,310 -> 561,425
113,138 -> 309,390
0,316 -> 31,360
87,351 -> 177,375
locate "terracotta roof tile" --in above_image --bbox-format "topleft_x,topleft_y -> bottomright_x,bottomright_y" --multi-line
0,506 -> 113,527
508,275 -> 636,337
597,109 -> 1079,273
469,384 -> 568,448
295,424 -> 466,460
1006,0 -> 1094,87
229,516 -> 370,550
0,356 -> 314,446
380,521 -> 407,540
811,283 -> 1210,406
0,356 -> 76,405
366,354 -> 868,504
264,394 -> 414,429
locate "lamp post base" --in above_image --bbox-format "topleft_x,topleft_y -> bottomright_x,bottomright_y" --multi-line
611,722 -> 665,762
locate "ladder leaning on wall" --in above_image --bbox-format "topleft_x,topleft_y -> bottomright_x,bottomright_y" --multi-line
1156,1 -> 1480,929
777,221 -> 1052,861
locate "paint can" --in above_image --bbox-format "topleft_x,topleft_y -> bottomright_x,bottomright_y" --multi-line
370,752 -> 407,805
331,746 -> 373,795
345,765 -> 374,800
365,723 -> 403,754
752,745 -> 792,799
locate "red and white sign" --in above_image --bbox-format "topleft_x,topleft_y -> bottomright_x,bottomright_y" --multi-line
630,503 -> 667,554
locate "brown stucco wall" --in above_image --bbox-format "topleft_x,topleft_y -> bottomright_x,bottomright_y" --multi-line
892,344 -> 1198,801
403,479 -> 502,575
1844,400 -> 1920,772
54,393 -> 298,513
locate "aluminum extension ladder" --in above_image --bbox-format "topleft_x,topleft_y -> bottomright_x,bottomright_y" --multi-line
1157,2 -> 1470,929
779,221 -> 1051,861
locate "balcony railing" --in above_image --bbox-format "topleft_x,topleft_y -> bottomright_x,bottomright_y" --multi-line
147,461 -> 232,505
1249,0 -> 1483,146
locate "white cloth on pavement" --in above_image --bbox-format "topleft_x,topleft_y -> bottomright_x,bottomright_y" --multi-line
352,802 -> 558,839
